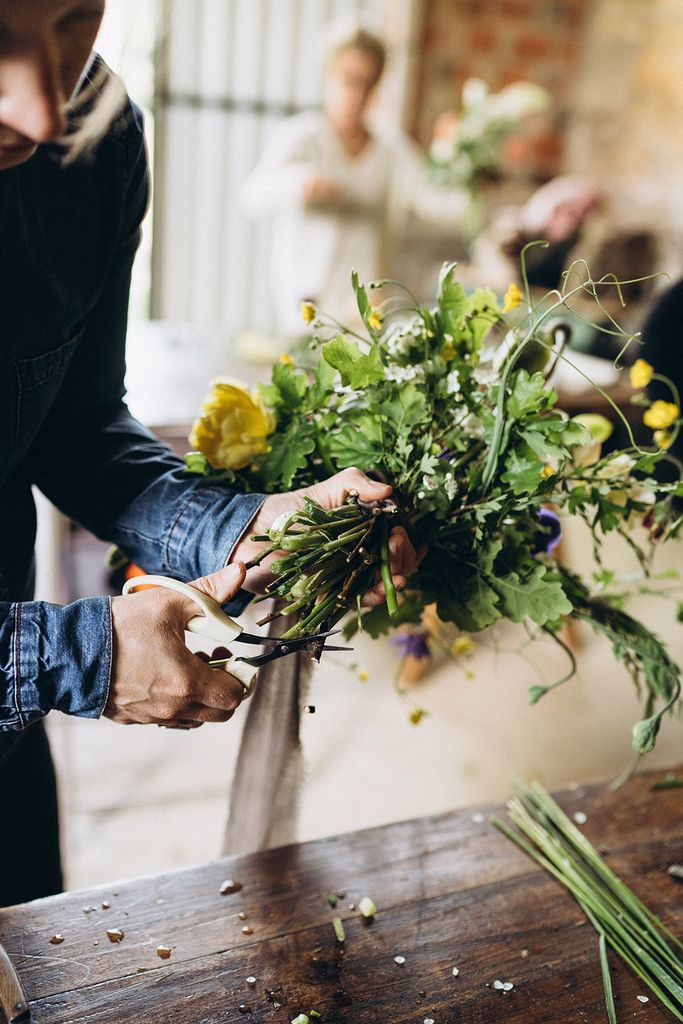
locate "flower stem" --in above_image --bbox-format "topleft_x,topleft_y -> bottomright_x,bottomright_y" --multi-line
380,520 -> 399,617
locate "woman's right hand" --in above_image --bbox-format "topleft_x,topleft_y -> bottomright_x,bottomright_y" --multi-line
303,175 -> 342,208
106,563 -> 248,729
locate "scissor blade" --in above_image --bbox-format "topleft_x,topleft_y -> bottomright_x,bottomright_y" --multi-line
312,644 -> 353,653
236,627 -> 345,648
235,638 -> 352,669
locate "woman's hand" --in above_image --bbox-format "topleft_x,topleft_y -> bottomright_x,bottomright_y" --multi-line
232,467 -> 425,605
107,563 -> 249,729
302,175 -> 343,209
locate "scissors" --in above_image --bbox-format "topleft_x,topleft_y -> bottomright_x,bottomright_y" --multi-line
121,575 -> 351,694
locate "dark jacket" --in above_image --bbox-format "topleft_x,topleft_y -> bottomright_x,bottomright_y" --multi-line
0,70 -> 262,736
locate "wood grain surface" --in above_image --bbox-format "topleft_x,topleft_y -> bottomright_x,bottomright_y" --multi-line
0,768 -> 681,1023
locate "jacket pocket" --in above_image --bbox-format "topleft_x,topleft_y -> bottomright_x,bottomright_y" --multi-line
13,327 -> 84,466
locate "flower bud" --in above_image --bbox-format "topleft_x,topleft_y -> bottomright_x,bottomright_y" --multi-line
632,715 -> 661,754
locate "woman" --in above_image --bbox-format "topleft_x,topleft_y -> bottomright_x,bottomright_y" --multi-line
0,1 -> 418,906
242,26 -> 430,335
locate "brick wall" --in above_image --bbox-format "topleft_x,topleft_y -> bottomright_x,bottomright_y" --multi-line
409,0 -> 683,273
410,0 -> 588,181
565,0 -> 683,274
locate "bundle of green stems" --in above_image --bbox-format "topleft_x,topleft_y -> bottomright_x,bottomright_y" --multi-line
245,493 -> 400,640
493,781 -> 683,1021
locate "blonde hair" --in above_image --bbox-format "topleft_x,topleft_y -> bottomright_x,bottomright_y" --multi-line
327,25 -> 387,81
59,59 -> 128,164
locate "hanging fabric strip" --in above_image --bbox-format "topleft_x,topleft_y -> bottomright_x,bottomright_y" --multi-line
222,611 -> 312,855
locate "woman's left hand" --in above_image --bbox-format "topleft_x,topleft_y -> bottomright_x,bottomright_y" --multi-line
232,467 -> 425,605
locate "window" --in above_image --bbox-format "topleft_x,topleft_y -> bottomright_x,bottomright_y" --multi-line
151,0 -> 397,333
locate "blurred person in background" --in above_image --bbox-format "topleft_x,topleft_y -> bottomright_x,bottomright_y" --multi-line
467,173 -> 658,363
242,24 -> 460,336
469,174 -> 605,293
0,0 -> 419,907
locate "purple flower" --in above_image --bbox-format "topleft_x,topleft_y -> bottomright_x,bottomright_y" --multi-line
534,508 -> 562,555
390,629 -> 432,660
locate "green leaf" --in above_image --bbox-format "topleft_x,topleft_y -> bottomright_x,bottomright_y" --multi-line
376,383 -> 426,433
351,269 -> 371,320
184,451 -> 212,475
442,574 -> 501,632
345,595 -> 425,639
308,356 -> 336,409
502,450 -> 545,495
257,422 -> 316,489
491,564 -> 571,625
326,423 -> 384,469
528,684 -> 551,706
437,264 -> 468,336
260,362 -> 308,414
520,428 -> 566,464
183,451 -> 236,484
348,412 -> 385,444
507,370 -> 554,420
322,335 -> 384,389
467,287 -> 501,347
436,265 -> 499,350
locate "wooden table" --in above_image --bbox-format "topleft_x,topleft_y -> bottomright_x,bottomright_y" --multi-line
1,769 -> 681,1024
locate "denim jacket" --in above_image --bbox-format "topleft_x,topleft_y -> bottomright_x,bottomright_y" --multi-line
0,73 -> 264,735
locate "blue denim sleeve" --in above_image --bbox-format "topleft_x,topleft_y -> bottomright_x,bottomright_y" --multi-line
0,597 -> 112,731
7,103 -> 267,731
27,103 -> 265,606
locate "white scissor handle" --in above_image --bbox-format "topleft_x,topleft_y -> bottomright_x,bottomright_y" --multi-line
121,574 -> 258,694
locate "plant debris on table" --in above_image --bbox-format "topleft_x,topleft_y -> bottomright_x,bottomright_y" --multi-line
493,781 -> 683,1021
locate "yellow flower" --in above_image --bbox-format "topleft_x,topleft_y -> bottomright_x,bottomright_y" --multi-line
629,358 -> 654,389
540,464 -> 555,478
654,429 -> 674,450
189,380 -> 276,471
643,400 -> 679,430
502,282 -> 523,314
368,309 -> 384,332
358,669 -> 369,682
279,353 -> 296,366
409,707 -> 428,726
301,301 -> 316,324
451,635 -> 476,658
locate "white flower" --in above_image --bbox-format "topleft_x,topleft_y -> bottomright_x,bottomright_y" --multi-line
431,137 -> 454,162
494,81 -> 549,121
473,365 -> 497,387
629,484 -> 657,506
596,453 -> 635,480
385,364 -> 425,384
384,315 -> 432,359
572,440 -> 602,468
462,77 -> 488,109
461,412 -> 485,438
445,370 -> 461,395
444,473 -> 458,502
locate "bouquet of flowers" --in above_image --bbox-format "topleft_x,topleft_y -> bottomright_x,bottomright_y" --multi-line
428,77 -> 550,194
187,251 -> 683,753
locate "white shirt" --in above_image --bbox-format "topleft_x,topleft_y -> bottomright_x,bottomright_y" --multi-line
242,110 -> 429,335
